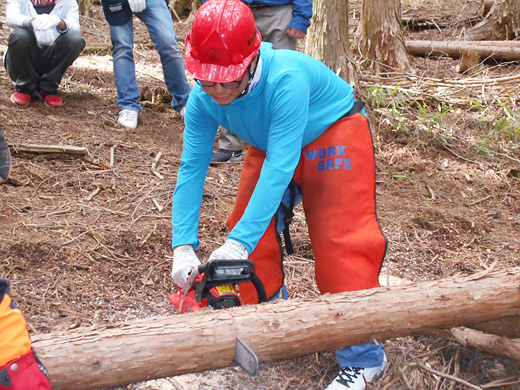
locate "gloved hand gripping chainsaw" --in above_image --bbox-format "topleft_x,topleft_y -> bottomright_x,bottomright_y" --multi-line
169,259 -> 267,313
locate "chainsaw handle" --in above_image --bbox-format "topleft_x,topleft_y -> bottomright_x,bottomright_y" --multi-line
197,259 -> 267,303
250,273 -> 267,303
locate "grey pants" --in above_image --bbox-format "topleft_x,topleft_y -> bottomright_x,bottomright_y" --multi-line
218,4 -> 297,151
5,27 -> 85,94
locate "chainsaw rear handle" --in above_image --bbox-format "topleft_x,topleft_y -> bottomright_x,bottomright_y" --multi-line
197,259 -> 267,303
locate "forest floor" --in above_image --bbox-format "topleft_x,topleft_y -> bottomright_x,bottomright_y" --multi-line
1,0 -> 519,389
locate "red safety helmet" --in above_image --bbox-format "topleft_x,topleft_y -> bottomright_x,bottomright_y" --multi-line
185,0 -> 262,83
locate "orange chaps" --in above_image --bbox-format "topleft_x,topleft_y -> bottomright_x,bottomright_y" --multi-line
228,113 -> 387,304
0,279 -> 52,390
0,280 -> 31,367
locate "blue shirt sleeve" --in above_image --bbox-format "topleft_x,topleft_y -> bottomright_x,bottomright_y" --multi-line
171,97 -> 219,249
288,0 -> 312,33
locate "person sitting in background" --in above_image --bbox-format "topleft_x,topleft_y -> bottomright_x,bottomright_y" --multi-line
0,278 -> 53,389
5,0 -> 85,107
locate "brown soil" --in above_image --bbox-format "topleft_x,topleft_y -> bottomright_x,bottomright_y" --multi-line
1,0 -> 519,389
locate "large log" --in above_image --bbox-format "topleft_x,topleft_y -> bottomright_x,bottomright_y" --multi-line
406,40 -> 520,61
32,268 -> 520,390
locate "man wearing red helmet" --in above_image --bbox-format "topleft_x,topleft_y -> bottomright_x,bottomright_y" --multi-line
171,0 -> 387,388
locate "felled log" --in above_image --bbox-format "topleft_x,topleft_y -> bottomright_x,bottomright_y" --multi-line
32,268 -> 520,390
405,40 -> 520,61
9,143 -> 86,156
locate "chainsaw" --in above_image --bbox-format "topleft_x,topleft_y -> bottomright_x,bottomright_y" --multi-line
169,259 -> 267,313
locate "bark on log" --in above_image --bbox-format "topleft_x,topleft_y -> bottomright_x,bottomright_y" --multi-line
406,40 -> 520,61
9,143 -> 86,155
31,268 -> 520,390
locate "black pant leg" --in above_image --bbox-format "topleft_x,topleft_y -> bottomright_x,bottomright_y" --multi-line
38,30 -> 85,94
5,27 -> 41,93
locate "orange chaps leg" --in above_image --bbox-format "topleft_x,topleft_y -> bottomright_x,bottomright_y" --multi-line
227,147 -> 284,304
228,113 -> 386,302
0,278 -> 52,390
0,279 -> 31,367
295,113 -> 387,294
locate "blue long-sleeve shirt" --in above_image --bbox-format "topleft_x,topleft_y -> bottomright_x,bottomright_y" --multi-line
202,0 -> 312,34
172,42 -> 355,253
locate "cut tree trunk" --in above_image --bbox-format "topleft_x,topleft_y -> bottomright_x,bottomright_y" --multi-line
359,0 -> 413,73
465,0 -> 520,40
405,40 -> 520,61
305,0 -> 354,85
31,268 -> 520,390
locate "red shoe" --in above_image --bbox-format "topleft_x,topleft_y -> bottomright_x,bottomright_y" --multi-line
43,93 -> 63,107
10,91 -> 31,106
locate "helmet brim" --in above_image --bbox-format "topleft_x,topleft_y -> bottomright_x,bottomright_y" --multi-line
185,30 -> 262,83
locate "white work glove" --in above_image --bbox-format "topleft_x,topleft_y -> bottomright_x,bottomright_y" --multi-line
128,0 -> 146,13
34,29 -> 56,46
32,14 -> 61,31
209,239 -> 249,261
171,245 -> 201,288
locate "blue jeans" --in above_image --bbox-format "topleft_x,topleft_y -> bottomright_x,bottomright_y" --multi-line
109,0 -> 191,112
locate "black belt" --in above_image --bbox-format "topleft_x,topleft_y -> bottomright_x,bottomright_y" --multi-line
340,100 -> 365,119
248,3 -> 269,9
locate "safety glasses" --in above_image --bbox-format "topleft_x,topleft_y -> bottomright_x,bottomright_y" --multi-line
195,77 -> 244,89
195,64 -> 250,89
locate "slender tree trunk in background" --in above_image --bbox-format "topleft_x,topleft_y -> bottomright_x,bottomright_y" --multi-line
305,0 -> 356,86
360,0 -> 413,73
466,0 -> 520,40
78,0 -> 92,16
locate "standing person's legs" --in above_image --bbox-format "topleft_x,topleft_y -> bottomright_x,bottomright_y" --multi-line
139,0 -> 191,113
4,27 -> 41,101
212,127 -> 243,163
37,30 -> 85,95
295,113 -> 387,387
109,20 -> 141,112
253,4 -> 297,50
214,4 -> 296,161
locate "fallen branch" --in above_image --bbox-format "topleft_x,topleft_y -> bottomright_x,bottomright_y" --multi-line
31,267 -> 520,390
86,186 -> 101,201
9,143 -> 86,155
448,327 -> 520,361
406,40 -> 520,61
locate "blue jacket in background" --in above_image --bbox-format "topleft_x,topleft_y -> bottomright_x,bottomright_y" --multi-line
202,0 -> 313,34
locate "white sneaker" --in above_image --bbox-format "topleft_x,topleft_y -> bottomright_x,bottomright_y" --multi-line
179,105 -> 186,120
118,109 -> 138,129
325,354 -> 387,390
